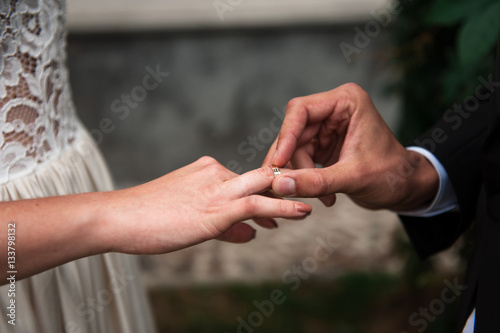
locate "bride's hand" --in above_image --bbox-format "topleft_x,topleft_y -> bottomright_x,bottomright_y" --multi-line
99,156 -> 312,254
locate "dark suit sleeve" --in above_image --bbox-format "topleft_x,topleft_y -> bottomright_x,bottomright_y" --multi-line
399,97 -> 490,260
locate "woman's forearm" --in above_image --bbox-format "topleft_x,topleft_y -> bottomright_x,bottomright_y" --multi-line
0,192 -> 110,283
0,158 -> 312,284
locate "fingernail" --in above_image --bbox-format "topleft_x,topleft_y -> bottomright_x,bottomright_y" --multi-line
296,203 -> 312,214
272,150 -> 278,164
250,229 -> 257,239
275,177 -> 296,196
266,220 -> 279,229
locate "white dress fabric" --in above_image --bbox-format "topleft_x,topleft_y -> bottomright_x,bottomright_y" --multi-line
0,0 -> 156,332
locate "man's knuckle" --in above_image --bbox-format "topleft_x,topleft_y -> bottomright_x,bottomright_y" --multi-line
341,82 -> 369,101
311,171 -> 329,195
342,82 -> 364,95
286,97 -> 303,111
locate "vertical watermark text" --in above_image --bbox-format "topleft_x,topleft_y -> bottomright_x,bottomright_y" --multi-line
6,222 -> 16,326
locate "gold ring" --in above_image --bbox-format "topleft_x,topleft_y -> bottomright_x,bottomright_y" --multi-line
271,166 -> 281,178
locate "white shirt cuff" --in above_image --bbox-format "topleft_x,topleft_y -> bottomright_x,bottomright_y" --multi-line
462,309 -> 475,333
396,146 -> 458,217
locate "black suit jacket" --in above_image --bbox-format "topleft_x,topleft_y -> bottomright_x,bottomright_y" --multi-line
399,38 -> 500,332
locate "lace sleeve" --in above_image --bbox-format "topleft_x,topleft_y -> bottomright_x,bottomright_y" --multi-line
0,0 -> 81,184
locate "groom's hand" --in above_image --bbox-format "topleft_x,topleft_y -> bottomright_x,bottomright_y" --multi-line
263,83 -> 439,211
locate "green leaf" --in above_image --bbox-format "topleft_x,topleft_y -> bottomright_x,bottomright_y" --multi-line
425,0 -> 489,26
458,1 -> 500,67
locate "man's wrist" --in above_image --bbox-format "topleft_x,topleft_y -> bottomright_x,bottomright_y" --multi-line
401,149 -> 440,211
397,147 -> 458,217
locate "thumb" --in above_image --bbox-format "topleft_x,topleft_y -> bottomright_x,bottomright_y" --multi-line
272,164 -> 352,198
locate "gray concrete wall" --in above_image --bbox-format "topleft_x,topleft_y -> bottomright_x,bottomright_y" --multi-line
68,26 -> 400,188
67,27 -> 463,287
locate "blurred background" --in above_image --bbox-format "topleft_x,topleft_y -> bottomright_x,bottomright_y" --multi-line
65,0 -> 497,332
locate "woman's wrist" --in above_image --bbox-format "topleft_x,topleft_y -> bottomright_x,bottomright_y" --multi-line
53,191 -> 115,258
0,192 -> 116,280
88,190 -> 122,255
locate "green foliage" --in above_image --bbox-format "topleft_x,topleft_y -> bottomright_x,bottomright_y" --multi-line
149,273 -> 459,333
457,1 -> 500,67
390,0 -> 499,142
425,0 -> 487,26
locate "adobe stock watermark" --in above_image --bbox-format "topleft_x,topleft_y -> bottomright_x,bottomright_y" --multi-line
419,74 -> 500,152
400,277 -> 467,333
384,74 -> 500,192
340,0 -> 406,64
88,64 -> 170,146
227,234 -> 340,333
52,266 -> 136,333
213,0 -> 243,21
225,106 -> 285,174
151,104 -> 285,209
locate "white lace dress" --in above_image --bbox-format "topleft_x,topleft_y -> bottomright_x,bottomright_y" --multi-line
0,1 -> 156,332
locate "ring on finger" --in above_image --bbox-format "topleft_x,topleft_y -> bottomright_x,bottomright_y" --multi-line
271,166 -> 281,178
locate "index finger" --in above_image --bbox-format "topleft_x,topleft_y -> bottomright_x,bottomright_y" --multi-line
262,138 -> 279,167
271,99 -> 309,167
273,85 -> 362,167
272,90 -> 341,167
222,166 -> 290,198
